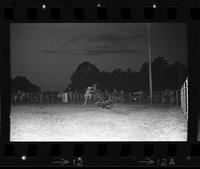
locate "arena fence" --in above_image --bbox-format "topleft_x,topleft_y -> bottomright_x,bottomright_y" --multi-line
11,89 -> 182,106
181,76 -> 189,120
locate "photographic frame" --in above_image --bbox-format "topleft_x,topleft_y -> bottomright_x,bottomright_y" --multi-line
0,0 -> 200,167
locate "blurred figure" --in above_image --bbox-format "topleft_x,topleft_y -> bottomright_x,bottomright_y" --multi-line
83,84 -> 96,106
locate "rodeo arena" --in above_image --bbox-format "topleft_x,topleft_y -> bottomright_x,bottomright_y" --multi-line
10,77 -> 188,141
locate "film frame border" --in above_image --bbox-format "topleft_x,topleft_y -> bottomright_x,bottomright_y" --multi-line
0,0 -> 200,167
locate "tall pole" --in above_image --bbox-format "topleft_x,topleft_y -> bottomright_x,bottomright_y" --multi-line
147,23 -> 153,104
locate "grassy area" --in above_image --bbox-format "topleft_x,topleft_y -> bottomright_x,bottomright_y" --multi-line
10,103 -> 187,141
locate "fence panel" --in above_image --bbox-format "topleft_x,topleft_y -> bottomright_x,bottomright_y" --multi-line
181,76 -> 188,120
11,89 -> 181,106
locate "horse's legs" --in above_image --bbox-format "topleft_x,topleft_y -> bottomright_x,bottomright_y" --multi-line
88,94 -> 92,103
83,95 -> 88,105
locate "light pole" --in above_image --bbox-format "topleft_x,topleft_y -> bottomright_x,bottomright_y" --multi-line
147,23 -> 153,104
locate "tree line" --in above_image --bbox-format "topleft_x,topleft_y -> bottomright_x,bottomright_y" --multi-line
11,76 -> 40,93
11,56 -> 188,93
66,56 -> 188,92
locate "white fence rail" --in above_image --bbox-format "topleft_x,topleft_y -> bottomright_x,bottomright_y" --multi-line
181,76 -> 188,120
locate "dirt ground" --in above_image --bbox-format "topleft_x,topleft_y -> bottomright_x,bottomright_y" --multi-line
10,103 -> 187,141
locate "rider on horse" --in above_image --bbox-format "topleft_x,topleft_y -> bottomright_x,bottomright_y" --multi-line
83,84 -> 97,106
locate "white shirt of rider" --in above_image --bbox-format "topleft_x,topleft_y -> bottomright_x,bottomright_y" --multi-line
85,87 -> 92,96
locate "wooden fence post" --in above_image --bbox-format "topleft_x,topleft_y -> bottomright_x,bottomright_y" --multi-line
170,91 -> 172,105
176,90 -> 178,107
47,94 -> 49,103
129,92 -> 131,103
40,92 -> 43,103
77,93 -> 79,103
78,93 -> 80,103
75,93 -> 77,103
80,94 -> 82,103
76,93 -> 79,103
51,93 -> 54,103
31,93 -> 33,103
140,93 -> 142,104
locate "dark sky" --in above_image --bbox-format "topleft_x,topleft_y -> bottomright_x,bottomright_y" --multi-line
11,23 -> 187,91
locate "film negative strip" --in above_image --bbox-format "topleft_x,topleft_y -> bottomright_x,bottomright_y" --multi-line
0,0 -> 200,167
